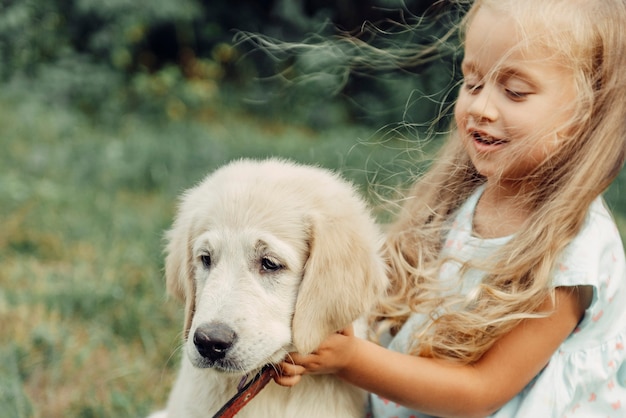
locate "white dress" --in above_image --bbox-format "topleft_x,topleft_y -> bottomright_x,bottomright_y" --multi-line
369,187 -> 626,417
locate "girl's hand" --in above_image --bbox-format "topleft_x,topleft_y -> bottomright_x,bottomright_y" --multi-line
274,325 -> 357,387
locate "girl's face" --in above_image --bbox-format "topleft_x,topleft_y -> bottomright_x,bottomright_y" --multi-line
454,6 -> 577,186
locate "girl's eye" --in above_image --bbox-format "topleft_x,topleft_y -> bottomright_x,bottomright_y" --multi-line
261,257 -> 282,272
200,254 -> 211,269
464,80 -> 482,94
506,89 -> 529,100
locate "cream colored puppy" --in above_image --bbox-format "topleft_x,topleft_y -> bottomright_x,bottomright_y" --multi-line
149,158 -> 387,418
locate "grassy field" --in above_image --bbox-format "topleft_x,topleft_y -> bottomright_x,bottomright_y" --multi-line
1,90 -> 624,418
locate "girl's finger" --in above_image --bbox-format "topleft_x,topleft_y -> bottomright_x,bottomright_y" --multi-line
273,372 -> 302,387
340,325 -> 355,337
278,361 -> 306,377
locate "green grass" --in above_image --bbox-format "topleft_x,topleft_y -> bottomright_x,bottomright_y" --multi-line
1,90 -> 624,418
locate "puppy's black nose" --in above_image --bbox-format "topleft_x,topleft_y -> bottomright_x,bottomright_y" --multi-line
193,322 -> 237,362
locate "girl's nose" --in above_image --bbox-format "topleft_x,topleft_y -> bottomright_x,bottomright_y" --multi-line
467,87 -> 498,122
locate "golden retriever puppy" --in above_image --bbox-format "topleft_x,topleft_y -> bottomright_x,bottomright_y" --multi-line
150,158 -> 387,418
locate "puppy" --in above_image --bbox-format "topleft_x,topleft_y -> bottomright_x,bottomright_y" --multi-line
150,158 -> 387,418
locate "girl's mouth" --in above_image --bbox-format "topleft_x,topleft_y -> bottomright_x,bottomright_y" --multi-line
472,131 -> 507,146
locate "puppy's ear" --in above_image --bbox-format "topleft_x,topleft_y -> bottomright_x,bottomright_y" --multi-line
164,204 -> 197,341
292,210 -> 388,354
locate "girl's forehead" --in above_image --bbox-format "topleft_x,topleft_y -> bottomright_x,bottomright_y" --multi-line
466,2 -> 581,56
464,6 -> 569,76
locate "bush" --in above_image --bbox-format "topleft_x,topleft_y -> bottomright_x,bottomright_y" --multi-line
0,0 -> 463,128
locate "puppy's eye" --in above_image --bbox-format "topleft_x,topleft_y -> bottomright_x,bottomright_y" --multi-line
200,254 -> 211,269
261,257 -> 282,272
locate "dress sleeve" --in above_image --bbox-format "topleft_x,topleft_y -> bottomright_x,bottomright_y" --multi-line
494,199 -> 626,417
549,199 -> 625,349
550,199 -> 623,308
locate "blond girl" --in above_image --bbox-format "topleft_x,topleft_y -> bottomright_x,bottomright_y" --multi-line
276,0 -> 626,416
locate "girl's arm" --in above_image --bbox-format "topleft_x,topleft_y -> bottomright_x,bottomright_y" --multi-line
276,286 -> 590,418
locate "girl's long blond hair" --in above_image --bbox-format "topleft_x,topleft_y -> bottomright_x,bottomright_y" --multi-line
376,0 -> 626,363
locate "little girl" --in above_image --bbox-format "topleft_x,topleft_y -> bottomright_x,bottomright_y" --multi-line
275,0 -> 626,416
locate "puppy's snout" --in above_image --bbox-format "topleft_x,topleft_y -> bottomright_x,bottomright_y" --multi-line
193,322 -> 237,361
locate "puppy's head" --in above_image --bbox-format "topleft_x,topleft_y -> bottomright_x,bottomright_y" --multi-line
164,158 -> 387,369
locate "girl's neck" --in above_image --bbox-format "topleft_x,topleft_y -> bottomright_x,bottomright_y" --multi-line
472,181 -> 532,239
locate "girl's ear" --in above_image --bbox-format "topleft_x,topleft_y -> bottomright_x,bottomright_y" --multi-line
291,212 -> 388,354
164,212 -> 197,341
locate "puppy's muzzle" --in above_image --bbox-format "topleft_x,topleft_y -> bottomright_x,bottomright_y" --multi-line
193,322 -> 237,362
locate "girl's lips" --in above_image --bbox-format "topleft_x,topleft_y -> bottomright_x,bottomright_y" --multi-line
469,131 -> 508,152
472,131 -> 507,145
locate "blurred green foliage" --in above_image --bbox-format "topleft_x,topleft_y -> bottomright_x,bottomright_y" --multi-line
0,0 -> 460,126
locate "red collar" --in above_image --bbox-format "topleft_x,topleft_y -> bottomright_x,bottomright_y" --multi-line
212,365 -> 276,418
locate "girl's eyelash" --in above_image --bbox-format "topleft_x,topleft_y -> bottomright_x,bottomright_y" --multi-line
463,80 -> 482,93
505,89 -> 529,99
462,73 -> 531,99
463,81 -> 528,99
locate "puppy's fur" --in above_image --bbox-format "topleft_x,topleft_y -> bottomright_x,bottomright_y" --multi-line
150,158 -> 387,418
